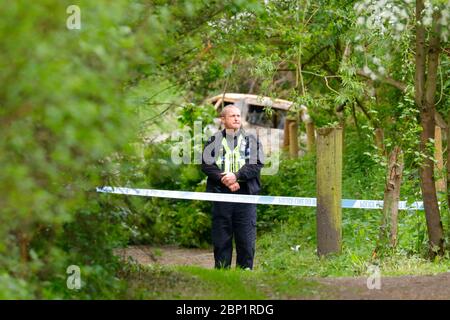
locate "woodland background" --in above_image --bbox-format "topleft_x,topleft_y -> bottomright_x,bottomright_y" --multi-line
1,0 -> 449,298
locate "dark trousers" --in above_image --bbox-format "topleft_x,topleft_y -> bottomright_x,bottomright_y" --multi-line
211,201 -> 257,269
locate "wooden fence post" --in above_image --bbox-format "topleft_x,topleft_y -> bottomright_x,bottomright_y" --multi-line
289,121 -> 299,159
283,119 -> 294,151
306,122 -> 315,153
316,127 -> 343,256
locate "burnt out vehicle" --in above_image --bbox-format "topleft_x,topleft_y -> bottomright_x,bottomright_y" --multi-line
205,93 -> 313,156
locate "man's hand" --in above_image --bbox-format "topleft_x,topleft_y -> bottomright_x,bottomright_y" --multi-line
221,172 -> 237,186
228,182 -> 240,192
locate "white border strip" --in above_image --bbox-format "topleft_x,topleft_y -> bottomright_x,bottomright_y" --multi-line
96,186 -> 424,210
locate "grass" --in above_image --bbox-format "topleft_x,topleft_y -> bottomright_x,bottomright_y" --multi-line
121,220 -> 450,300
121,207 -> 450,299
123,264 -> 326,300
118,195 -> 450,299
256,218 -> 450,278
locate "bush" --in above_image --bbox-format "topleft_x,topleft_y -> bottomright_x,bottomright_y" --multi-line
0,0 -> 139,298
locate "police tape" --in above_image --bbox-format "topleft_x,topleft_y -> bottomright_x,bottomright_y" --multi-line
96,186 -> 424,210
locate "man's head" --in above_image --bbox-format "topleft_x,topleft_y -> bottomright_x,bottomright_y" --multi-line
220,105 -> 241,131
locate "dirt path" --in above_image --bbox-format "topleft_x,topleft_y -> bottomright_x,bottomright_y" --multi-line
115,245 -> 215,269
117,245 -> 450,300
317,274 -> 450,299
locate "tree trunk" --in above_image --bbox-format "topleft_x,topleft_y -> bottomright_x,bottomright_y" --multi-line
375,128 -> 385,155
416,2 -> 444,256
447,114 -> 450,240
414,0 -> 426,107
434,126 -> 446,193
379,146 -> 404,249
18,231 -> 30,263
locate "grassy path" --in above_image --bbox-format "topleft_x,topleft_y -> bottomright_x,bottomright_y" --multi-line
118,245 -> 450,300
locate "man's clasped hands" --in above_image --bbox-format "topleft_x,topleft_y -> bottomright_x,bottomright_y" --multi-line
221,172 -> 240,192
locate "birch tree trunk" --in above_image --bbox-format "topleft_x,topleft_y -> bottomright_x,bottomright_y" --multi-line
379,146 -> 404,249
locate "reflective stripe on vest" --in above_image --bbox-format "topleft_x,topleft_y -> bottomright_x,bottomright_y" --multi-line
215,134 -> 246,173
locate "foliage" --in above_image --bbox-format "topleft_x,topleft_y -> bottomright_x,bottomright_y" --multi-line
2,0 -> 450,299
0,0 -> 144,298
257,217 -> 450,278
104,103 -> 218,248
0,0 -> 252,298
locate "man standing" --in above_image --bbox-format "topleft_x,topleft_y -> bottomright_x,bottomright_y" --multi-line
201,105 -> 264,270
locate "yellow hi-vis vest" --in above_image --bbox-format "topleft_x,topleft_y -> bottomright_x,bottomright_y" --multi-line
215,134 -> 246,173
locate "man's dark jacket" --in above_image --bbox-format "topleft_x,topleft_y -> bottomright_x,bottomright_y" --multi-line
201,129 -> 264,195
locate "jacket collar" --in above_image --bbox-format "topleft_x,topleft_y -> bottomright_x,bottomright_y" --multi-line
222,128 -> 243,138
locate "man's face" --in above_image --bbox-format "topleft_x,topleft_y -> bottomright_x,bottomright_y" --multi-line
221,107 -> 241,130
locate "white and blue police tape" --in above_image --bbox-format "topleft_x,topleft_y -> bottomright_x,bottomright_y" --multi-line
96,186 -> 424,210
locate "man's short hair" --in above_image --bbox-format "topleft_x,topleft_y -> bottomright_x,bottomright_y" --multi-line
220,104 -> 240,117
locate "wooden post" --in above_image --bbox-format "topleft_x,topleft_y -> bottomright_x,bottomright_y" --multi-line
289,121 -> 299,159
283,119 -> 294,151
306,122 -> 315,153
316,127 -> 343,256
434,126 -> 446,193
